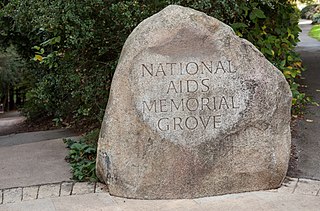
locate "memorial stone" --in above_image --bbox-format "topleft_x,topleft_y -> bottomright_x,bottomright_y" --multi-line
96,5 -> 292,199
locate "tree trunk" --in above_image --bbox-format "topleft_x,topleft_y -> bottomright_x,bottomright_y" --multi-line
16,88 -> 21,107
9,86 -> 15,110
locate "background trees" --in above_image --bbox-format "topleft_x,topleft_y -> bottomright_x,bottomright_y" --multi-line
0,47 -> 26,111
0,0 -> 307,130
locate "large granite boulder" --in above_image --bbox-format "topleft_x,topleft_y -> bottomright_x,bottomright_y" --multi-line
96,5 -> 292,199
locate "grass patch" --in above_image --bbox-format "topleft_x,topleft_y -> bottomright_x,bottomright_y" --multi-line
309,25 -> 320,41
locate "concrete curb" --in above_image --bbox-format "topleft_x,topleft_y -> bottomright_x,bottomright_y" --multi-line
1,177 -> 320,206
277,177 -> 320,196
1,177 -> 320,211
0,181 -> 108,205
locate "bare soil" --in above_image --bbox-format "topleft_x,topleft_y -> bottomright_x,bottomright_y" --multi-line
287,117 -> 300,177
0,111 -> 77,136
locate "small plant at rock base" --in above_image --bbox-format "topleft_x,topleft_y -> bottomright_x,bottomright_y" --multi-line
64,129 -> 99,182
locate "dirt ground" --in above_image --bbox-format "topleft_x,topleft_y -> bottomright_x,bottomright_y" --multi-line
0,111 -> 76,136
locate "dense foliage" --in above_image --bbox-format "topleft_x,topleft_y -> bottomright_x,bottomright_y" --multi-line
0,0 -> 307,129
312,11 -> 320,23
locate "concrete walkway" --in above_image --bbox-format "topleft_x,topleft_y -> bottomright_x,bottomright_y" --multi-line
291,20 -> 320,180
0,138 -> 73,189
0,178 -> 320,211
0,129 -> 78,147
0,111 -> 26,135
296,19 -> 320,51
0,112 -> 79,189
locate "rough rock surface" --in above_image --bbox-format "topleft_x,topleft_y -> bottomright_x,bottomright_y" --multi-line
96,5 -> 292,199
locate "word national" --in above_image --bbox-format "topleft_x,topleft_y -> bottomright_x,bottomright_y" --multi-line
141,60 -> 235,77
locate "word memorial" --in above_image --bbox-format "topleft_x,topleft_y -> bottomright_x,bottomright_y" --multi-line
97,5 -> 292,200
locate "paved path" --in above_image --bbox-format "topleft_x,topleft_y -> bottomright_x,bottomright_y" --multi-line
0,111 -> 79,189
0,111 -> 23,118
0,111 -> 26,135
0,138 -> 74,189
0,129 -> 78,147
0,178 -> 320,210
291,20 -> 320,180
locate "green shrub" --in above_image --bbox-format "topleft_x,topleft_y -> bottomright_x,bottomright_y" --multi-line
0,0 -> 309,128
301,4 -> 320,19
312,12 -> 320,23
64,129 -> 100,182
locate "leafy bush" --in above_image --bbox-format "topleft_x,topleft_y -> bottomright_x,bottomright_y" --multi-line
64,129 -> 99,181
312,12 -> 320,23
0,0 -> 309,129
301,4 -> 320,19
